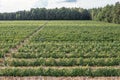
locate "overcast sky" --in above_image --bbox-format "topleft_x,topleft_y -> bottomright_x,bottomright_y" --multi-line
0,0 -> 120,12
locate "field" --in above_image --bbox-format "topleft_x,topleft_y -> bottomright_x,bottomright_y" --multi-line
0,21 -> 120,78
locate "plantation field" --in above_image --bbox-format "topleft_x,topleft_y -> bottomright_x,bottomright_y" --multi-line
0,21 -> 120,77
0,21 -> 45,64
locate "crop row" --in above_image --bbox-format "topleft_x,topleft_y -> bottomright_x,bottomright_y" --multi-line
7,58 -> 120,67
0,67 -> 120,77
12,52 -> 120,59
19,42 -> 120,53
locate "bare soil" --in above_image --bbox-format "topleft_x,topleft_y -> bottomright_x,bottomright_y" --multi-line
0,76 -> 120,80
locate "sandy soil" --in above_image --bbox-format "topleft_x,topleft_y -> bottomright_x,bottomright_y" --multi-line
0,76 -> 120,80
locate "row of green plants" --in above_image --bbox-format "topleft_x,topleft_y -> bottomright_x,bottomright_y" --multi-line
12,51 -> 120,59
7,58 -> 120,67
19,41 -> 120,53
0,67 -> 120,77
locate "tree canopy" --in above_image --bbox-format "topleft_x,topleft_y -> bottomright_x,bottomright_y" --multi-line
90,2 -> 120,24
0,7 -> 91,20
0,2 -> 119,24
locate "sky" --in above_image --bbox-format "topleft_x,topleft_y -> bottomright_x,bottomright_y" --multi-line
0,0 -> 120,12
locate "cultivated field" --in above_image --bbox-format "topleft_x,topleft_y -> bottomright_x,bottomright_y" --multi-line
0,21 -> 120,79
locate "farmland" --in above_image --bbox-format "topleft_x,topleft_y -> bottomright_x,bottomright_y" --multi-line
0,21 -> 120,77
0,21 -> 45,64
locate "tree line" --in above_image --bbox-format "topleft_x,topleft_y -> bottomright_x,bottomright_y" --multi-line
90,2 -> 120,24
0,7 -> 91,20
0,2 -> 119,24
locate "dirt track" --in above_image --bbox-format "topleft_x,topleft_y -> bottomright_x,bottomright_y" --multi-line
0,77 -> 120,80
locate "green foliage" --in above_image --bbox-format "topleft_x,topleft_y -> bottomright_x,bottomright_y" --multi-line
0,8 -> 91,20
7,58 -> 120,67
0,67 -> 120,77
90,2 -> 120,24
0,21 -> 45,58
0,21 -> 120,77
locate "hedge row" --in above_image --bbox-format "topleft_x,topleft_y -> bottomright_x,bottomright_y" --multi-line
12,52 -> 120,59
7,58 -> 120,66
0,67 -> 120,77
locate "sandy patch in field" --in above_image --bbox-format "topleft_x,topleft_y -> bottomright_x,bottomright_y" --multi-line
0,76 -> 120,80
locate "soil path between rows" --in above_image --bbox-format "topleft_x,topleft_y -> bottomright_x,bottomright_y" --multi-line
0,76 -> 120,80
